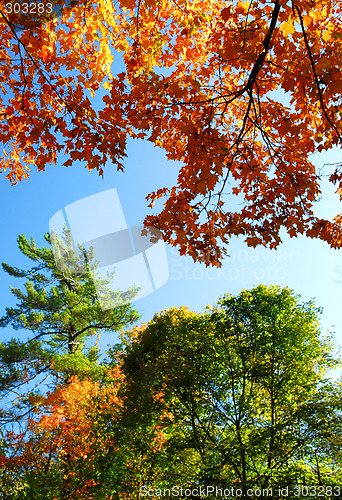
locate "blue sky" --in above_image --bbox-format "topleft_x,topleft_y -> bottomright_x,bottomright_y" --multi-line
1,131 -> 342,377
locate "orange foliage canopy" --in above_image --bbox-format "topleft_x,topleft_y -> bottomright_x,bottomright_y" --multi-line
1,371 -> 121,499
1,0 -> 342,264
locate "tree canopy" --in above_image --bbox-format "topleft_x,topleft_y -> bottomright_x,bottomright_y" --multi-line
1,284 -> 342,498
120,286 -> 342,494
1,0 -> 342,263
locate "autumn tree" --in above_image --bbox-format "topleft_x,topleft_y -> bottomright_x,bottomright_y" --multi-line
0,0 -> 342,263
119,286 -> 342,497
0,370 -> 125,500
0,230 -> 140,426
84,324 -> 204,498
2,285 -> 342,499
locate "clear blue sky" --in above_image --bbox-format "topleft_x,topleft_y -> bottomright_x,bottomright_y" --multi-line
1,125 -> 342,376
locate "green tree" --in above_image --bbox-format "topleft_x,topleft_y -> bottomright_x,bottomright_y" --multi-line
119,286 -> 342,498
0,230 -> 140,426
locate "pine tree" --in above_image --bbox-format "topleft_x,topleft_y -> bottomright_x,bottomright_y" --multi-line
0,229 -> 140,425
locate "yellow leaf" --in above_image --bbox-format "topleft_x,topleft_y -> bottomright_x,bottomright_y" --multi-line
280,21 -> 295,36
236,1 -> 249,15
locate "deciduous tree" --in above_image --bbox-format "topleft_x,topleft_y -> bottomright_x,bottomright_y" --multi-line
120,286 -> 342,496
0,369 -> 124,499
1,0 -> 342,263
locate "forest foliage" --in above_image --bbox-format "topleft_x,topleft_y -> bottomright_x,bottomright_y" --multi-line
0,243 -> 341,499
1,0 -> 342,496
1,0 -> 342,263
